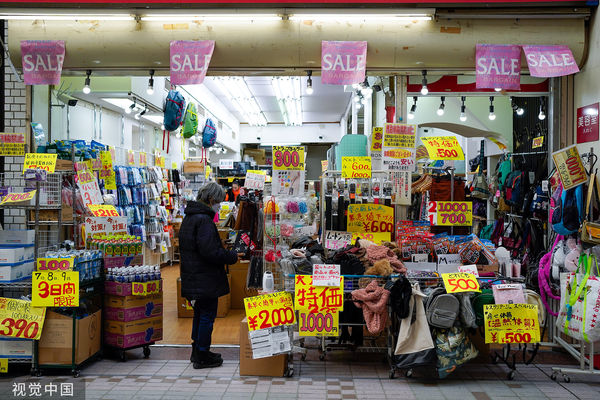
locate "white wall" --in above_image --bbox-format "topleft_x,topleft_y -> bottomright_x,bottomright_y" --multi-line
240,123 -> 342,144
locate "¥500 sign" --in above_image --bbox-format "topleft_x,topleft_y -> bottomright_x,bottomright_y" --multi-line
442,272 -> 480,293
428,201 -> 472,226
272,146 -> 304,171
421,137 -> 465,160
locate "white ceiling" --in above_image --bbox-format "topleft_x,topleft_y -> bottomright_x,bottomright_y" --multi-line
203,76 -> 352,124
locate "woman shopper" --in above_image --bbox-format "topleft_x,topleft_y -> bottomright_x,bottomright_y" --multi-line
179,182 -> 241,369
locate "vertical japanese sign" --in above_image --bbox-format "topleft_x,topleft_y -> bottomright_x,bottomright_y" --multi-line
100,150 -> 116,190
347,203 -> 394,234
32,271 -> 80,307
20,40 -> 65,85
321,41 -> 367,85
170,40 -> 215,85
243,292 -> 295,332
522,45 -> 580,77
312,264 -> 341,287
75,161 -> 103,206
370,127 -> 384,169
0,297 -> 46,340
552,144 -> 587,189
294,275 -> 344,337
475,44 -> 521,90
382,123 -> 417,171
0,133 -> 25,156
484,304 -> 540,344
577,103 -> 599,144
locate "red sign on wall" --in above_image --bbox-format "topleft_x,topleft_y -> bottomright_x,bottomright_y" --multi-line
577,103 -> 599,144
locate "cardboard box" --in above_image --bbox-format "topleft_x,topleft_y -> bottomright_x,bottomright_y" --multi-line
0,259 -> 34,282
477,262 -> 499,274
29,205 -> 74,222
55,159 -> 73,171
0,247 -> 24,263
243,149 -> 266,166
230,261 -> 257,309
38,309 -> 102,365
177,276 -> 231,318
104,292 -> 163,322
104,316 -> 163,348
0,230 -> 34,245
0,338 -> 32,358
239,318 -> 287,377
183,161 -> 205,174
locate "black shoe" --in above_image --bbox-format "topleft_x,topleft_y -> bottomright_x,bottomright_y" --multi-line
191,347 -> 222,363
193,355 -> 223,369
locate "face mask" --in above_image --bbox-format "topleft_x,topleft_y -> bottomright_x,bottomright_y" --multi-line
212,204 -> 220,213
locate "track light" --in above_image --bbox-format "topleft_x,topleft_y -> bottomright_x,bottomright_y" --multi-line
420,70 -> 428,95
494,88 -> 502,92
306,71 -> 313,95
538,99 -> 546,120
82,70 -> 91,94
517,107 -> 524,116
511,98 -> 524,116
460,96 -> 467,122
146,70 -> 155,95
408,96 -> 417,120
437,96 -> 445,116
140,105 -> 148,117
360,78 -> 373,97
126,99 -> 136,114
488,96 -> 496,120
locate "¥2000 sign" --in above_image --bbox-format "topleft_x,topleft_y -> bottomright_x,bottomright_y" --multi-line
428,201 -> 472,226
244,291 -> 295,332
272,146 -> 304,171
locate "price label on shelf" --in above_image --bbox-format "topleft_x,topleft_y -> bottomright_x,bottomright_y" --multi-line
132,280 -> 160,296
75,161 -> 95,184
88,204 -> 119,217
428,201 -> 472,226
127,150 -> 135,166
442,272 -> 480,293
272,146 -> 304,171
0,297 -> 46,341
0,191 -> 36,205
484,304 -> 540,344
347,204 -> 394,234
421,136 -> 465,160
139,152 -> 147,167
244,292 -> 295,332
298,311 -> 340,337
341,156 -> 371,179
0,358 -> 7,373
36,257 -> 74,271
32,271 -> 79,308
23,153 -> 58,173
532,136 -> 544,149
552,144 -> 587,190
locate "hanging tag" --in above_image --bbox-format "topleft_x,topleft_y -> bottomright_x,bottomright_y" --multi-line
529,172 -> 535,184
495,190 -> 501,198
542,180 -> 549,192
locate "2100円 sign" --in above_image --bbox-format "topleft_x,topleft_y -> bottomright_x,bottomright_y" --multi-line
32,271 -> 79,307
243,291 -> 295,332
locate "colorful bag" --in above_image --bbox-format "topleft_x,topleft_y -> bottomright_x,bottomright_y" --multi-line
434,326 -> 479,379
202,118 -> 217,148
551,184 -> 584,235
163,90 -> 186,131
182,102 -> 199,139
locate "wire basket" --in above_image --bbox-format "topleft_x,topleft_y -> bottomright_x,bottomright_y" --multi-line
27,173 -> 62,207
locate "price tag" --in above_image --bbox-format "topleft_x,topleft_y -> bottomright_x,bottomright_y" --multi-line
321,160 -> 329,172
243,292 -> 295,332
172,162 -> 177,169
127,150 -> 135,166
156,156 -> 165,168
23,153 -> 58,173
324,231 -> 353,250
32,271 -> 80,307
458,264 -> 479,277
0,132 -> 25,156
245,170 -> 266,190
421,136 -> 465,160
370,126 -> 384,160
88,204 -> 119,217
219,159 -> 234,170
272,146 -> 304,171
100,150 -> 117,191
139,152 -> 147,167
347,204 -> 394,234
78,180 -> 103,206
342,156 -> 372,179
351,232 -> 391,244
442,272 -> 480,293
298,310 -> 340,337
0,298 -> 46,340
0,191 -> 36,205
132,280 -> 160,296
552,144 -> 587,189
437,254 -> 462,273
532,136 -> 544,149
312,264 -> 341,287
0,358 -> 7,373
36,257 -> 74,271
75,161 -> 95,184
428,201 -> 472,226
484,304 -> 540,344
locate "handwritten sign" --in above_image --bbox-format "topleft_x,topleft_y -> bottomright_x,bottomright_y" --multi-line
272,146 -> 304,171
421,136 -> 465,160
484,304 -> 540,344
75,161 -> 95,184
0,297 -> 46,340
170,40 -> 215,85
552,144 -> 587,189
0,191 -> 36,205
100,150 -> 116,190
321,160 -> 329,172
88,204 -> 119,217
342,156 -> 371,179
295,275 -> 343,337
84,216 -> 128,238
370,127 -> 384,161
347,204 -> 394,234
522,45 -> 579,78
245,170 -> 266,190
23,153 -> 57,173
321,41 -> 367,85
324,231 -> 353,250
78,179 -> 103,206
127,150 -> 135,166
243,292 -> 295,332
32,271 -> 79,307
475,44 -> 521,90
351,232 -> 391,244
382,123 -> 417,171
532,136 -> 544,149
428,201 -> 472,226
36,257 -> 74,272
458,264 -> 479,277
20,40 -> 65,85
312,264 -> 341,287
0,133 -> 25,156
437,254 -> 463,273
442,272 -> 480,293
156,155 -> 165,168
299,310 -> 340,337
383,123 -> 417,148
0,358 -> 6,373
132,280 -> 161,296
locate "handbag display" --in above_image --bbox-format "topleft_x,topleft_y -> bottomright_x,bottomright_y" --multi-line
434,326 -> 479,378
581,172 -> 600,245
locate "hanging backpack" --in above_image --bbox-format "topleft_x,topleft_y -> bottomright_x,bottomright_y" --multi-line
425,287 -> 460,329
182,102 -> 199,139
202,118 -> 217,148
551,185 -> 584,235
497,156 -> 513,191
471,140 -> 490,200
504,170 -> 524,206
163,90 -> 186,132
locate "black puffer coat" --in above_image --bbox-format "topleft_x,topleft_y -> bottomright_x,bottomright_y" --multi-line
179,201 -> 237,300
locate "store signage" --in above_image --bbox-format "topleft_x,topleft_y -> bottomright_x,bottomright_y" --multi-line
132,280 -> 161,296
321,160 -> 328,172
245,170 -> 266,190
88,204 -> 119,217
78,179 -> 104,206
32,271 -> 79,307
552,144 -> 586,189
321,41 -> 367,85
351,232 -> 391,244
0,359 -> 6,373
248,326 -> 292,359
91,157 -> 101,171
577,103 -> 599,144
312,264 -> 341,287
522,45 -> 579,77
139,152 -> 147,166
170,40 -> 215,85
127,150 -> 135,166
75,161 -> 94,184
0,190 -> 36,205
36,257 -> 74,272
272,146 -> 304,170
156,155 -> 165,168
532,136 -> 544,149
382,123 -> 417,172
219,159 -> 234,170
370,127 -> 384,165
458,264 -> 479,277
298,310 -> 340,337
0,133 -> 25,156
342,156 -> 371,179
243,291 -> 295,332
442,272 -> 480,293
437,254 -> 462,273
20,40 -> 65,85
100,150 -> 116,190
475,44 -> 521,90
484,304 -> 540,344
428,201 -> 473,226
324,231 -> 353,250
85,216 -> 128,238
23,153 -> 57,173
347,204 -> 394,234
0,297 -> 46,341
421,136 -> 465,160
383,123 -> 417,148
295,275 -> 343,337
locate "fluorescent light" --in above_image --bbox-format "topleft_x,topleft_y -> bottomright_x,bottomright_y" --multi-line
272,77 -> 303,127
261,143 -> 301,147
141,14 -> 280,22
214,77 -> 267,126
2,14 -> 133,21
289,12 -> 432,22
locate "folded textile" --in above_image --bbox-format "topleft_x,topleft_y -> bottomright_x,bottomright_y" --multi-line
366,245 -> 407,273
351,280 -> 391,334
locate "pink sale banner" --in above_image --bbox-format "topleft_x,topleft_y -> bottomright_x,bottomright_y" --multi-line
522,45 -> 580,77
170,40 -> 215,85
321,41 -> 367,85
20,40 -> 65,85
475,44 -> 521,90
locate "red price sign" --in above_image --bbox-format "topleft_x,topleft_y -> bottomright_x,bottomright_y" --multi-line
298,311 -> 339,337
88,204 -> 119,217
244,292 -> 296,331
36,257 -> 74,271
0,297 -> 46,340
0,318 -> 41,340
32,271 -> 80,307
428,201 -> 472,226
272,146 -> 304,170
442,272 -> 480,293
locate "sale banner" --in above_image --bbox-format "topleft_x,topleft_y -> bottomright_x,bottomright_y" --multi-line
347,203 -> 394,234
552,144 -> 587,189
244,291 -> 295,332
522,45 -> 579,78
170,40 -> 215,85
298,310 -> 340,337
0,297 -> 46,340
36,257 -> 74,272
312,264 -> 341,287
442,272 -> 481,293
324,231 -> 353,250
272,146 -> 305,171
294,275 -> 344,313
32,271 -> 79,307
577,103 -> 599,144
351,232 -> 391,244
342,156 -> 371,179
20,40 -> 65,85
475,44 -> 521,90
127,150 -> 135,166
0,133 -> 25,156
532,136 -> 544,149
132,280 -> 161,296
84,216 -> 128,238
484,304 -> 540,344
421,136 -> 465,161
428,201 -> 473,226
0,191 -> 36,205
23,153 -> 58,173
321,41 -> 367,85
245,170 -> 267,190
88,204 -> 119,217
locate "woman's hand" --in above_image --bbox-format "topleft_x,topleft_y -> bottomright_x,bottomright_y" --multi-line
237,252 -> 246,260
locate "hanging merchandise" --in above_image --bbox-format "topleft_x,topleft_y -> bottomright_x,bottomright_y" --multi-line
201,118 -> 217,148
470,141 -> 490,200
163,90 -> 186,132
181,102 -> 199,139
434,326 -> 479,379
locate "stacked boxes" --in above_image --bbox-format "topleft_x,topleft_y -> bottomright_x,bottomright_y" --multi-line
0,230 -> 35,282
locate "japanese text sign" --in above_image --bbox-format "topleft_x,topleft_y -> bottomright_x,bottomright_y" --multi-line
294,275 -> 344,314
321,160 -> 329,172
170,40 -> 215,85
23,153 -> 57,173
243,292 -> 295,332
347,203 -> 394,234
312,264 -> 341,287
532,136 -> 544,149
156,155 -> 165,168
0,297 -> 46,340
0,133 -> 25,156
84,216 -> 128,237
20,40 -> 65,85
132,280 -> 161,296
351,232 -> 391,244
88,204 -> 119,217
324,231 -> 353,250
475,44 -> 521,90
428,201 -> 473,226
342,156 -> 371,179
484,304 -> 540,344
523,45 -> 579,78
36,257 -> 74,272
75,161 -> 94,184
127,150 -> 135,166
321,41 -> 367,85
458,264 -> 479,277
299,310 -> 339,337
382,123 -> 417,172
552,144 -> 586,189
442,272 -> 480,293
272,146 -> 304,170
139,152 -> 147,167
220,159 -> 234,170
245,170 -> 267,190
0,191 -> 36,205
370,127 -> 384,155
383,123 -> 417,148
78,179 -> 103,206
32,271 -> 79,308
100,150 -> 116,191
421,136 -> 465,160
577,103 -> 599,144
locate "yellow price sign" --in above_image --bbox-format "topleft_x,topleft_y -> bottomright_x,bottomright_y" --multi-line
370,127 -> 384,153
298,310 -> 340,337
552,144 -> 587,190
132,280 -> 161,296
36,257 -> 74,271
421,136 -> 465,160
0,358 -> 7,373
351,232 -> 391,244
427,201 -> 472,226
23,153 -> 58,173
0,297 -> 47,340
75,161 -> 95,184
294,275 -> 344,313
0,191 -> 35,205
99,150 -> 117,191
88,204 -> 120,217
140,152 -> 147,167
0,133 -> 25,156
532,136 -> 544,149
243,291 -> 295,332
321,160 -> 329,172
442,272 -> 480,293
272,146 -> 305,171
156,156 -> 165,168
127,150 -> 135,166
342,156 -> 372,179
484,304 -> 540,344
383,123 -> 417,148
347,203 -> 394,234
32,271 -> 79,308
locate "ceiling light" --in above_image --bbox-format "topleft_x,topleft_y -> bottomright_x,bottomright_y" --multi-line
494,88 -> 502,92
538,98 -> 546,120
488,96 -> 496,121
161,124 -> 165,131
146,70 -> 155,96
82,70 -> 91,94
134,113 -> 141,120
516,107 -> 524,116
272,77 -> 303,126
1,13 -> 134,21
408,96 -> 417,120
353,95 -> 361,103
214,77 -> 267,126
306,71 -> 314,95
460,96 -> 467,122
288,10 -> 433,22
141,13 -> 280,22
420,70 -> 428,96
437,96 -> 445,116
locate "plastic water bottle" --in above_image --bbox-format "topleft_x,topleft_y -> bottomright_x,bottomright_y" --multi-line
262,272 -> 274,293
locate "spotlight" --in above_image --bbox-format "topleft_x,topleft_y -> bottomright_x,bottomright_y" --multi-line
146,70 -> 155,95
511,97 -> 525,116
161,123 -> 165,131
420,70 -> 428,95
140,105 -> 148,117
361,97 -> 367,105
82,70 -> 92,94
134,113 -> 141,120
489,96 -> 496,120
437,96 -> 445,116
360,78 -> 373,97
306,70 -> 314,95
538,98 -> 546,120
460,96 -> 467,122
408,96 -> 417,120
494,88 -> 502,92
517,107 -> 524,116
126,99 -> 136,114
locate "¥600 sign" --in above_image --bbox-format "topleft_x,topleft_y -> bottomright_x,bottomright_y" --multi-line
342,156 -> 371,179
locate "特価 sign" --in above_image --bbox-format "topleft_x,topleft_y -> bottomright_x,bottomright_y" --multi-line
272,146 -> 304,171
442,272 -> 480,293
294,275 -> 344,337
421,136 -> 465,161
347,204 -> 394,234
0,297 -> 46,341
23,153 -> 58,173
243,292 -> 295,332
428,201 -> 472,226
341,156 -> 371,179
552,144 -> 587,190
484,304 -> 540,344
